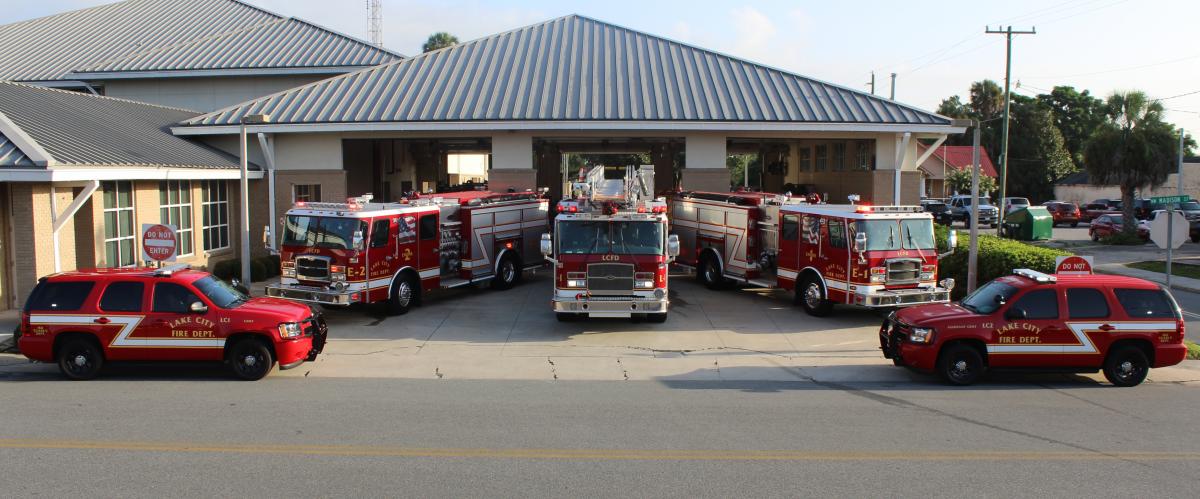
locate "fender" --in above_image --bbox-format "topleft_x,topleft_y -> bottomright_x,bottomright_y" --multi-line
700,247 -> 726,274
386,265 -> 419,296
493,248 -> 518,275
799,266 -> 828,300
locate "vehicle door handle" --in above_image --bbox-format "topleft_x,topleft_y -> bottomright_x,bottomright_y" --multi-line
1098,324 -> 1115,332
93,317 -> 110,324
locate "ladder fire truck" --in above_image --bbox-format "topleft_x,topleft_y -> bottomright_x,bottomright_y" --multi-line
540,166 -> 679,322
670,192 -> 955,316
266,191 -> 548,314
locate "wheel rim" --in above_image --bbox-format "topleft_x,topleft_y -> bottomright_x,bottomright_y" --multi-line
703,261 -> 717,283
63,348 -> 95,376
804,283 -> 823,309
501,260 -> 516,283
1115,357 -> 1144,383
236,348 -> 267,376
948,356 -> 973,382
396,281 -> 412,307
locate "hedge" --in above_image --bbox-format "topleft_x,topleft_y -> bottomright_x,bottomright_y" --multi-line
935,225 -> 1072,299
210,255 -> 280,283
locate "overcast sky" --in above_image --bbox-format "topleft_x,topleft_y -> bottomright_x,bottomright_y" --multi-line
7,0 -> 1198,135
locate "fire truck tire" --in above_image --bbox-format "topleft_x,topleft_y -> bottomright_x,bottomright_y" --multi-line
492,254 -> 520,290
698,254 -> 729,290
388,275 -> 417,315
798,277 -> 833,317
56,335 -> 104,380
1103,345 -> 1150,387
937,343 -> 984,386
644,312 -> 668,323
556,312 -> 578,322
228,338 -> 275,381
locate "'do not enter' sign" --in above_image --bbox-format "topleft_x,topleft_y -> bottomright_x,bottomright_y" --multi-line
141,224 -> 178,263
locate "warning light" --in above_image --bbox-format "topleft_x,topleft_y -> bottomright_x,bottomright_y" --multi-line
505,241 -> 514,249
856,204 -> 874,213
295,201 -> 307,207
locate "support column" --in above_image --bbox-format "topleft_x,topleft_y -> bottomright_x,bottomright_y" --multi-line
490,133 -> 536,192
680,134 -> 728,192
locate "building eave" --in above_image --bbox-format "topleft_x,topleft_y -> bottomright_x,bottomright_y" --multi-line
70,66 -> 377,81
0,167 -> 261,182
172,121 -> 966,136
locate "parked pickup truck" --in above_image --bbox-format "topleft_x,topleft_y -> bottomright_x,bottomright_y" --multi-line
948,195 -> 999,228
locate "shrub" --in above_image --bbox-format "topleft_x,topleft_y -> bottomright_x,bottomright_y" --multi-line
1101,232 -> 1145,246
211,255 -> 279,282
937,230 -> 1072,299
1186,340 -> 1200,360
211,258 -> 238,281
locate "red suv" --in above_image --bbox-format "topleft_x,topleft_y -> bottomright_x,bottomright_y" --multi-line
18,266 -> 327,380
880,270 -> 1186,386
1043,202 -> 1080,227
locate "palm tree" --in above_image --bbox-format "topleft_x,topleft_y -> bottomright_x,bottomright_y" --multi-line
422,32 -> 459,52
969,80 -> 1005,120
1083,91 -> 1179,236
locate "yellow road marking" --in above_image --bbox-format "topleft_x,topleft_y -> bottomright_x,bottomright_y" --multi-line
1,439 -> 1198,461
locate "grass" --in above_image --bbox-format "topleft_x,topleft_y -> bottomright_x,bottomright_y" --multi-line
1187,340 -> 1200,360
1125,261 -> 1200,280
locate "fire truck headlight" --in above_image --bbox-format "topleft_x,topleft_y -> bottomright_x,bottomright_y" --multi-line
282,267 -> 296,278
909,327 -> 934,344
920,264 -> 936,281
870,267 -> 886,283
635,279 -> 654,289
567,279 -> 586,288
278,322 -> 303,339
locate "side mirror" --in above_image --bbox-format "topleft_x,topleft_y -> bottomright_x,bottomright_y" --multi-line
1004,306 -> 1027,321
189,301 -> 208,314
853,231 -> 868,253
667,234 -> 680,258
540,233 -> 553,258
352,230 -> 365,251
946,229 -> 957,249
262,225 -> 273,247
230,278 -> 250,296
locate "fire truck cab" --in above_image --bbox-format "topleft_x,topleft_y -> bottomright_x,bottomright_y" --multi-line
540,166 -> 679,322
670,192 -> 955,316
266,191 -> 548,314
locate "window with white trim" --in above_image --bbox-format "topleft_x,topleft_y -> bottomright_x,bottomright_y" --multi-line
102,181 -> 135,267
814,145 -> 827,171
159,180 -> 193,257
201,180 -> 230,251
293,184 -> 322,203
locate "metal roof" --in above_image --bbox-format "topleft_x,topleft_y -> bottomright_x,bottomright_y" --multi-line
182,14 -> 951,128
0,132 -> 34,167
0,82 -> 242,169
0,0 -> 401,82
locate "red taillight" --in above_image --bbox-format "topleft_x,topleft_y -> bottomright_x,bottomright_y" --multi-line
557,205 -> 564,213
569,205 -> 578,213
1178,319 -> 1186,341
637,206 -> 646,213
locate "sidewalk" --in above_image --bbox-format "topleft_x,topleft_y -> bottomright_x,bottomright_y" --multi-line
1096,263 -> 1200,293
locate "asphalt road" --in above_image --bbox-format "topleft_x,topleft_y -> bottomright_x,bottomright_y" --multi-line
3,377 -> 1198,497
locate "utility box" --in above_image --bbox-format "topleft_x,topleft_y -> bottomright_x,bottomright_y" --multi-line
1002,206 -> 1053,241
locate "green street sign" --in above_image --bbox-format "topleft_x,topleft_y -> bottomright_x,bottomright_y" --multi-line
1151,195 -> 1191,204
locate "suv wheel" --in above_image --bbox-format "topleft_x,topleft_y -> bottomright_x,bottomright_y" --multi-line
57,336 -> 103,380
229,338 -> 274,381
937,343 -> 984,386
1103,346 -> 1149,387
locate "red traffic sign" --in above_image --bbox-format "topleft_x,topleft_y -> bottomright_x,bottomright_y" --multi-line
1055,255 -> 1093,275
141,224 -> 178,262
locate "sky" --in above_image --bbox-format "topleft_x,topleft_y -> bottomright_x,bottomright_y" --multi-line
6,0 -> 1199,135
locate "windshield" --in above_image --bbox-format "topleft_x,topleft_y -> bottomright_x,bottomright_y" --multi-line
854,219 -> 934,251
283,215 -> 368,250
193,276 -> 248,309
960,280 -> 1018,314
1008,198 -> 1029,205
959,198 -> 992,206
558,220 -> 664,255
1182,202 -> 1200,210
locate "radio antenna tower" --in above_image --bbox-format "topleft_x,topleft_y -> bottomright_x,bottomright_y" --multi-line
367,0 -> 383,46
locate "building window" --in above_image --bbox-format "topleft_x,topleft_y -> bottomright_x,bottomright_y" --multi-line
201,180 -> 229,251
832,143 -> 846,171
855,141 -> 873,170
798,148 -> 811,172
293,184 -> 321,203
814,145 -> 827,171
102,181 -> 135,267
159,180 -> 193,257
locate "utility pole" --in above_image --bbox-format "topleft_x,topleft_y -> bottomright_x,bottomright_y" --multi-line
986,25 -> 1035,234
367,0 -> 383,46
868,71 -> 875,95
968,121 -> 981,293
889,73 -> 896,100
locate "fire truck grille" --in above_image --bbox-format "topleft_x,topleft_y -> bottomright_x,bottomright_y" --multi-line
295,256 -> 331,281
886,259 -> 921,284
587,263 -> 635,294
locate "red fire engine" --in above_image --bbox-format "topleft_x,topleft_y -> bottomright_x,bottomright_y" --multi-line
670,192 -> 955,316
266,191 -> 548,314
540,166 -> 679,322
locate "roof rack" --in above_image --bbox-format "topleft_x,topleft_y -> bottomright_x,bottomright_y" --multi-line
1013,268 -> 1056,283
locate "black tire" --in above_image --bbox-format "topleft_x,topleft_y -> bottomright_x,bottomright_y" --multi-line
1070,222 -> 1079,228
492,254 -> 519,290
556,312 -> 578,322
56,336 -> 104,380
228,338 -> 274,381
644,312 -> 668,323
388,275 -> 417,315
1091,231 -> 1099,242
937,343 -> 984,386
798,276 -> 833,317
1191,235 -> 1200,244
698,254 -> 728,290
1103,345 -> 1150,387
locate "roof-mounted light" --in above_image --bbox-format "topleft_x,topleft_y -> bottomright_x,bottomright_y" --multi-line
1013,268 -> 1056,283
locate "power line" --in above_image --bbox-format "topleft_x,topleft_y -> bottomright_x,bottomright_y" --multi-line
1157,89 -> 1200,101
1038,0 -> 1131,25
1024,53 -> 1200,80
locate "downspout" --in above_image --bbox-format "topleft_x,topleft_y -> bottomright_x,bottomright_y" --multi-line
257,133 -> 278,254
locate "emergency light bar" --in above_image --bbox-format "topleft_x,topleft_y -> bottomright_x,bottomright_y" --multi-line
855,205 -> 924,213
1013,268 -> 1056,283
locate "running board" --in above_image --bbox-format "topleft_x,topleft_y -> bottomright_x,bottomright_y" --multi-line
746,279 -> 777,288
441,277 -> 473,289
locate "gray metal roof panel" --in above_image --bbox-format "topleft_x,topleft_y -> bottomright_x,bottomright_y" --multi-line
0,82 -> 242,168
0,0 -> 400,82
184,15 -> 951,127
0,132 -> 34,167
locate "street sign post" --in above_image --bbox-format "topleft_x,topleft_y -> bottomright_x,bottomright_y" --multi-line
1055,255 -> 1093,275
141,224 -> 178,264
1150,191 -> 1191,289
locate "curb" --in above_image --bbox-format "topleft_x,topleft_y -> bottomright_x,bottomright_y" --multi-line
1094,266 -> 1200,294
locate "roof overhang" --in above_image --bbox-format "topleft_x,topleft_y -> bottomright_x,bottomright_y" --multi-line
70,66 -> 377,81
173,121 -> 966,136
0,167 -> 261,182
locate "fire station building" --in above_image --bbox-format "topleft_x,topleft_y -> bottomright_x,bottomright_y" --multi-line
0,0 -> 961,311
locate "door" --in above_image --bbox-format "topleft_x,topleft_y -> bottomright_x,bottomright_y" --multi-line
822,217 -> 850,302
366,217 -> 394,300
139,281 -> 222,361
417,211 -> 440,290
989,287 -> 1069,368
94,281 -> 147,361
777,213 -> 801,289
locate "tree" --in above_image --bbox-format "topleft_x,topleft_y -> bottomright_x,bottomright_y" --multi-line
1036,86 -> 1106,168
968,80 -> 1005,122
937,96 -> 971,120
945,167 -> 997,197
1083,91 -> 1180,235
422,32 -> 458,52
1004,96 -> 1076,201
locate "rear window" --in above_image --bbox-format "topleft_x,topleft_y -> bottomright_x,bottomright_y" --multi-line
24,281 -> 95,312
1114,288 -> 1179,319
99,282 -> 145,312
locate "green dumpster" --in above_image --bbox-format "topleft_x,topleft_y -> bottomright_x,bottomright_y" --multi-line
1002,206 -> 1053,241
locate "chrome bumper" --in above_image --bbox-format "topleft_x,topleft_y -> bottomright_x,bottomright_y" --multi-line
552,294 -> 668,317
265,283 -> 356,305
853,287 -> 951,307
